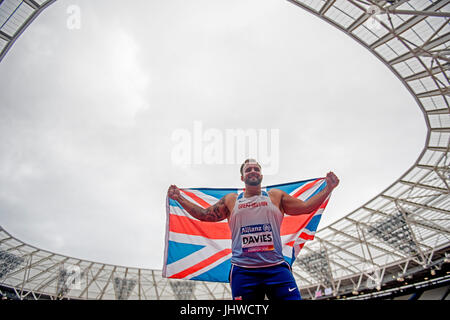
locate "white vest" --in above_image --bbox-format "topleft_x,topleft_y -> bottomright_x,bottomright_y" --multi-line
228,191 -> 285,267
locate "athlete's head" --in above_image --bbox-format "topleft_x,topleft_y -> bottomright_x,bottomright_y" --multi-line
240,159 -> 263,186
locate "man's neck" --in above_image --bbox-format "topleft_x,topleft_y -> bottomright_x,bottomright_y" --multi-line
244,184 -> 261,198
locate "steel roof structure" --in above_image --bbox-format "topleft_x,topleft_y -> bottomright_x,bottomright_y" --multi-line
0,0 -> 55,62
0,0 -> 449,300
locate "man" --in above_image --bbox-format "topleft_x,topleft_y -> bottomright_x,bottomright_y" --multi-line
167,159 -> 339,300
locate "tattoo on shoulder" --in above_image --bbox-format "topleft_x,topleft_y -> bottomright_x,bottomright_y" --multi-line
203,197 -> 229,222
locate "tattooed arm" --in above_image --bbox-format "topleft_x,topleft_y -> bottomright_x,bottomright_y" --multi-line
167,185 -> 234,222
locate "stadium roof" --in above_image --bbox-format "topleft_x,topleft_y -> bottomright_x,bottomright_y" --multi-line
0,0 -> 55,62
0,0 -> 449,300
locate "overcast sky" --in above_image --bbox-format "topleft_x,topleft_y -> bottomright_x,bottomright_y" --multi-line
0,0 -> 426,269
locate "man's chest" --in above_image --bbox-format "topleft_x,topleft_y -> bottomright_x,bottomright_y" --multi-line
229,193 -> 283,214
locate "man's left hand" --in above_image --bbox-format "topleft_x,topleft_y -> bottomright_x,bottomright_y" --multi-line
325,171 -> 339,191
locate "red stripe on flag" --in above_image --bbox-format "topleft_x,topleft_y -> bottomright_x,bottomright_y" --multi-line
299,232 -> 315,241
285,241 -> 294,247
181,190 -> 211,209
280,215 -> 310,236
320,198 -> 329,208
169,214 -> 231,239
170,248 -> 232,279
292,180 -> 321,198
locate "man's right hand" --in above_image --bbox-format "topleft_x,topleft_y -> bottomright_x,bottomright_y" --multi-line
168,184 -> 181,201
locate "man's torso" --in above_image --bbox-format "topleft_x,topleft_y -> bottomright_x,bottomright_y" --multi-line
227,190 -> 285,267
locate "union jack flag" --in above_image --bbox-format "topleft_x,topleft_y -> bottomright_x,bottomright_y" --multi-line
162,178 -> 330,282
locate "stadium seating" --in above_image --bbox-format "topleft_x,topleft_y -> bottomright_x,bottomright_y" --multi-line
418,285 -> 449,300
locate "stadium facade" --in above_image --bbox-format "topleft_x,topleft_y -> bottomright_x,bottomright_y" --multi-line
0,0 -> 449,300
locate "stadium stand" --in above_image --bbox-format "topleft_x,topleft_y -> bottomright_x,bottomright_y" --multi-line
417,285 -> 449,300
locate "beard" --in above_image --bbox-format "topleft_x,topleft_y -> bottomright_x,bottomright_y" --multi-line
245,175 -> 262,186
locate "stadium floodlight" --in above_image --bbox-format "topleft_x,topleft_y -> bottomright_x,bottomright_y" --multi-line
113,277 -> 137,300
296,249 -> 334,288
169,280 -> 196,300
366,211 -> 420,258
0,249 -> 24,280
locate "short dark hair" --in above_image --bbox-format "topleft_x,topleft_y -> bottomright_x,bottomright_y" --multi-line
240,159 -> 261,175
